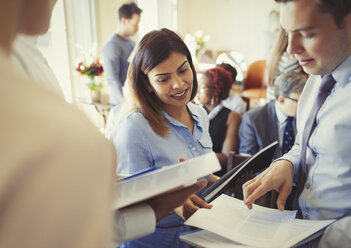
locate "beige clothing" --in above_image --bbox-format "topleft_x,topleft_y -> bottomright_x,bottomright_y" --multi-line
0,47 -> 158,247
11,34 -> 64,97
0,50 -> 115,248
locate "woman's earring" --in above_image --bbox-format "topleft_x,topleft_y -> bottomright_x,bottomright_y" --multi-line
211,97 -> 215,105
146,83 -> 153,93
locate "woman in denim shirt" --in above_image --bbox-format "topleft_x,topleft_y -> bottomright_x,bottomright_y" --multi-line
111,28 -> 214,248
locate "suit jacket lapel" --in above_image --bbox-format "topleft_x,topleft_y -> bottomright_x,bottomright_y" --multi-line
266,101 -> 281,158
266,101 -> 279,143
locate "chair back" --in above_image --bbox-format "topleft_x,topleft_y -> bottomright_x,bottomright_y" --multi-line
243,60 -> 266,90
226,152 -> 251,172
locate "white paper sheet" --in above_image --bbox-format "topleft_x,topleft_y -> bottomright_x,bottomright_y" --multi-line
180,229 -> 250,248
184,194 -> 334,247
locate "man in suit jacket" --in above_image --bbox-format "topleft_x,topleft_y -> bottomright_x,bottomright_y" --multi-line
239,71 -> 307,159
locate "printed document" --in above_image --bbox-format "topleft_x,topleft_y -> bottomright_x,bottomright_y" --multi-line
182,194 -> 334,247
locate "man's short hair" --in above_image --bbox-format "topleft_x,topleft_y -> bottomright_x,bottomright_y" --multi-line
275,0 -> 351,28
274,71 -> 307,99
118,2 -> 142,21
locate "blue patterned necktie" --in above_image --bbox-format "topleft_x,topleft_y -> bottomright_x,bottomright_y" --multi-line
282,117 -> 295,154
294,74 -> 336,212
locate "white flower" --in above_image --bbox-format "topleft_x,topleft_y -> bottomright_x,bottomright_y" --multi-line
183,30 -> 210,60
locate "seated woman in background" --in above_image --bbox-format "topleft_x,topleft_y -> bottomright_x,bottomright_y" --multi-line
196,67 -> 241,176
264,27 -> 305,100
218,63 -> 245,115
111,28 -> 213,248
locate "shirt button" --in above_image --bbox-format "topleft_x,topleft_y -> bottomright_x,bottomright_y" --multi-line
313,121 -> 318,128
192,147 -> 196,151
305,182 -> 311,189
312,151 -> 317,157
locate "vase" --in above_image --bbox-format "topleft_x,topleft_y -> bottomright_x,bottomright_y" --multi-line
91,90 -> 101,103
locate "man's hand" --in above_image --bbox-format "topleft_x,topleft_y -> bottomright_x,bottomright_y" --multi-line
174,194 -> 212,220
147,179 -> 208,222
242,160 -> 294,211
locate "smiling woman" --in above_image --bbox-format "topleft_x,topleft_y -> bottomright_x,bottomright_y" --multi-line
127,28 -> 198,136
146,52 -> 194,124
111,28 -> 213,248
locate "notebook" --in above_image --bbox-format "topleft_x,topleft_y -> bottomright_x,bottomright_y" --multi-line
201,141 -> 278,202
113,152 -> 221,209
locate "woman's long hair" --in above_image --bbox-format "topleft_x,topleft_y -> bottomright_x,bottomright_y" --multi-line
127,28 -> 198,136
264,28 -> 288,87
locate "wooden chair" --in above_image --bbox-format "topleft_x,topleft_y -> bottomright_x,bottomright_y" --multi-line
241,60 -> 267,110
224,152 -> 251,200
226,151 -> 251,172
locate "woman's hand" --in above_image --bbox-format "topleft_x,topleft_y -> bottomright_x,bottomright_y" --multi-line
174,157 -> 212,220
174,194 -> 212,220
148,179 -> 208,222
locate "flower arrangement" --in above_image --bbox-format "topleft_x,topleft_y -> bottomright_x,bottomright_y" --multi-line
184,30 -> 210,64
75,45 -> 104,92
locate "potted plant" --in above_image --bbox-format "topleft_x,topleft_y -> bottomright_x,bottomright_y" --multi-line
75,46 -> 104,102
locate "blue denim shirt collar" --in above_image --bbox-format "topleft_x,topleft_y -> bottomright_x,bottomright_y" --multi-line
162,102 -> 203,130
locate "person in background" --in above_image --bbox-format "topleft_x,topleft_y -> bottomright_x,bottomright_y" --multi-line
196,67 -> 242,176
111,28 -> 213,248
264,26 -> 305,100
218,63 -> 245,114
243,0 -> 351,246
239,71 -> 307,159
0,1 -> 208,247
102,2 -> 142,106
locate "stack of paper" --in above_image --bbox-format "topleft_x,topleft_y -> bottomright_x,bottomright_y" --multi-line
181,194 -> 334,247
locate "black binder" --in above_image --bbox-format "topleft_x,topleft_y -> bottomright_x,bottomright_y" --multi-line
201,141 -> 278,202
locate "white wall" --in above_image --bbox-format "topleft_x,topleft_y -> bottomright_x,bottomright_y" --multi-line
95,0 -> 121,47
37,0 -> 71,102
95,0 -> 140,48
95,0 -> 278,64
177,0 -> 277,64
138,0 -> 178,37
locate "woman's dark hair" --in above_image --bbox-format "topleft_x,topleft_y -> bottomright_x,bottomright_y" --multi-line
128,28 -> 198,136
204,67 -> 233,100
275,0 -> 351,28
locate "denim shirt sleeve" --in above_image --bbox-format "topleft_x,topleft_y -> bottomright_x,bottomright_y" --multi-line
111,113 -> 154,175
188,103 -> 213,152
